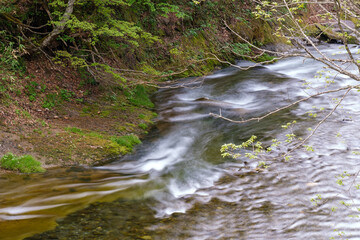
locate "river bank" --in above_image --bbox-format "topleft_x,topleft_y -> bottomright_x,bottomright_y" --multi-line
0,59 -> 158,169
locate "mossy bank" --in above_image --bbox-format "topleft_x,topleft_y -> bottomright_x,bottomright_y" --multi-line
0,65 -> 158,171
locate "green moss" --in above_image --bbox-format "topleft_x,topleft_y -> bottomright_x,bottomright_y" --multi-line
190,33 -> 207,49
256,21 -> 278,44
140,63 -> 161,75
350,17 -> 360,28
105,142 -> 129,155
82,106 -> 92,114
223,43 -> 251,56
138,112 -> 157,123
304,24 -> 321,37
138,123 -> 148,130
115,125 -> 127,132
314,23 -> 343,42
100,110 -> 111,118
125,122 -> 136,131
111,134 -> 141,152
0,153 -> 45,173
125,85 -> 154,108
86,132 -> 104,138
255,53 -> 275,63
65,127 -> 84,134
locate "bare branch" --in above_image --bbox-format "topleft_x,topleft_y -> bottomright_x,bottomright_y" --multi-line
209,86 -> 355,124
284,86 -> 353,158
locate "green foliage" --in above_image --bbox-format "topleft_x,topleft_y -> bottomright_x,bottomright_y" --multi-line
41,89 -> 74,109
281,120 -> 297,129
111,134 -> 141,151
140,63 -> 161,75
138,123 -> 148,130
0,35 -> 25,71
257,161 -> 269,168
65,127 -> 83,134
221,119 -> 305,168
92,63 -> 127,83
224,43 -> 252,56
42,93 -> 58,109
221,135 -> 269,168
0,1 -> 15,14
310,194 -> 322,206
65,127 -> 106,139
25,81 -> 39,102
50,0 -> 159,46
126,85 -> 154,108
129,0 -> 190,19
59,89 -> 74,101
221,135 -> 261,159
53,51 -> 88,68
86,131 -> 104,138
25,81 -> 46,102
78,68 -> 97,86
15,108 -> 32,119
255,53 -> 275,62
0,153 -> 45,173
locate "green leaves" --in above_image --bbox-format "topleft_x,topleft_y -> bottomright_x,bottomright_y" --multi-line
221,135 -> 271,169
221,135 -> 261,159
53,50 -> 88,67
224,43 -> 252,56
310,194 -> 322,206
128,1 -> 188,19
281,120 -> 297,129
304,145 -> 314,152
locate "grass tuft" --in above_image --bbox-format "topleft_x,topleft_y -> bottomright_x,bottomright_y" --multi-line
65,127 -> 83,134
0,153 -> 45,173
111,134 -> 141,151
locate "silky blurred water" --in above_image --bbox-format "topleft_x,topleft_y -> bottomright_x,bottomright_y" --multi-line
2,44 -> 360,239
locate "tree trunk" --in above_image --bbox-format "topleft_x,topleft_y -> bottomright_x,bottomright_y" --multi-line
41,0 -> 76,48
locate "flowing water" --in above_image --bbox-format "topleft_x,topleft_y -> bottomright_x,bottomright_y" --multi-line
2,44 -> 360,239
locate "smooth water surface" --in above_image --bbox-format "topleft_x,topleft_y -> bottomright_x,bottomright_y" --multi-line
2,44 -> 360,239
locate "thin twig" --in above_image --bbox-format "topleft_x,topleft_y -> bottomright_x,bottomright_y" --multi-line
284,86 -> 352,158
210,86 -> 354,123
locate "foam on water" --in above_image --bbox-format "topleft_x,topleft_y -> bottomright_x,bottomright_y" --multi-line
0,204 -> 68,215
165,113 -> 209,122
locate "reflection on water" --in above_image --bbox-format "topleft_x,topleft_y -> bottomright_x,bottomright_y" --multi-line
2,44 -> 360,239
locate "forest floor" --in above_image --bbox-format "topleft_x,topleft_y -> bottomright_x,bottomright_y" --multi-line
0,55 -> 157,170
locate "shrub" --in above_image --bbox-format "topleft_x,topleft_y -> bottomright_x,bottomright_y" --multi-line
0,153 -> 45,173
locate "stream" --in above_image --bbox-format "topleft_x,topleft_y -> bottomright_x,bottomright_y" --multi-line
2,44 -> 360,239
